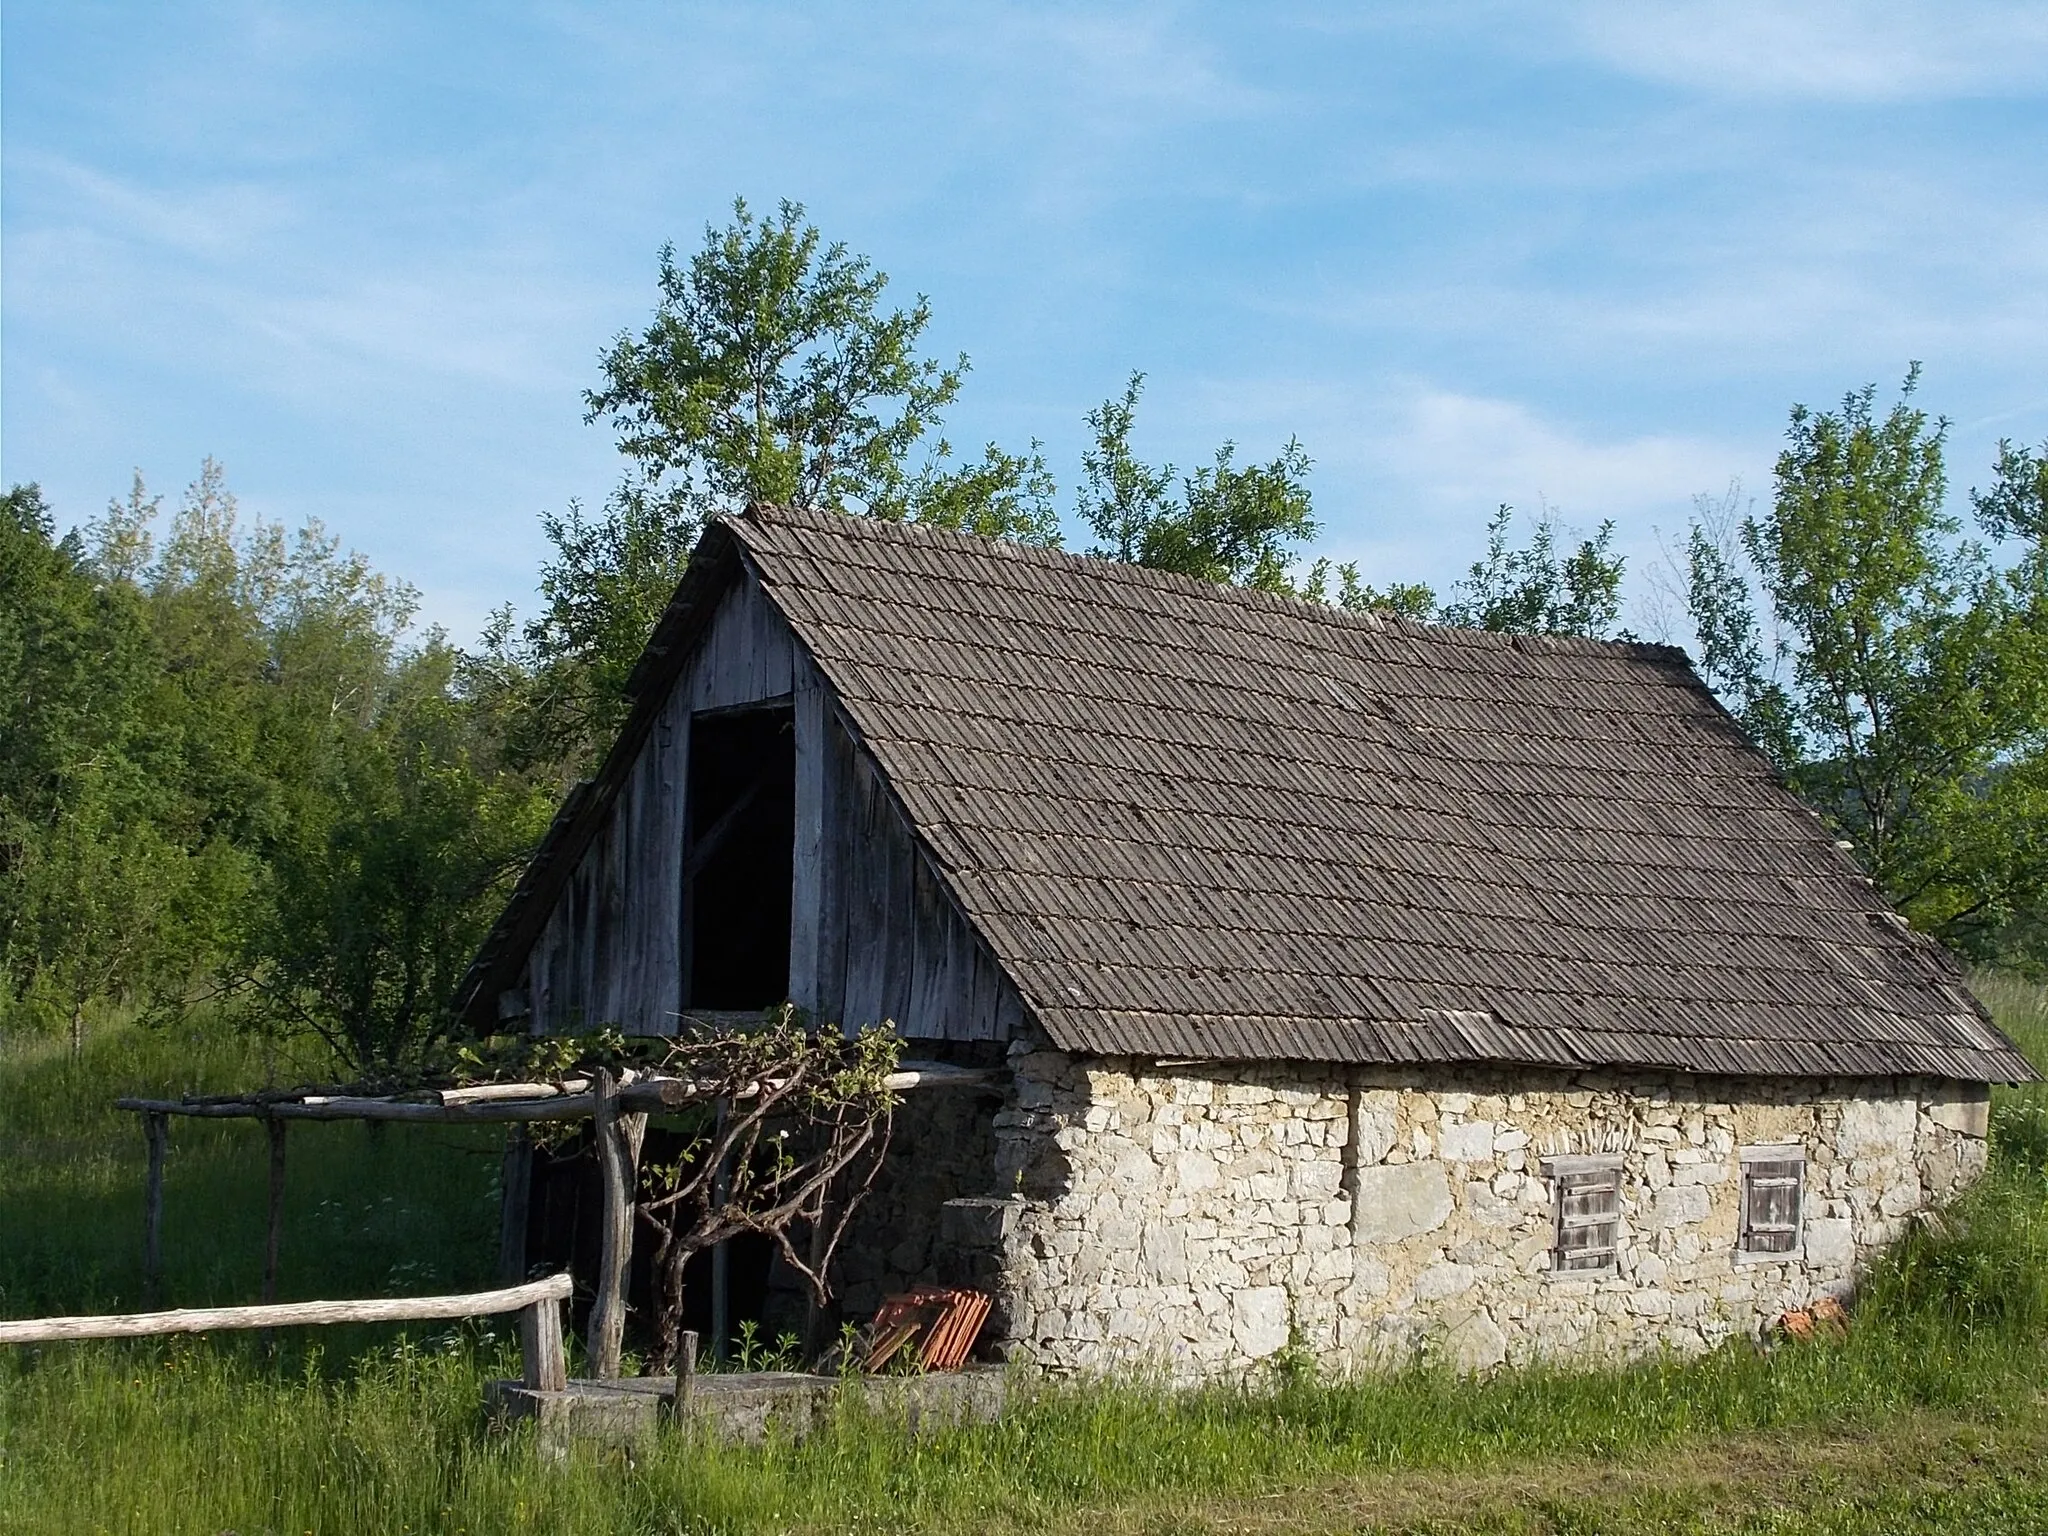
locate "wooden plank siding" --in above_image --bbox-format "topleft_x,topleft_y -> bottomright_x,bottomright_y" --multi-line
520,565 -> 1027,1044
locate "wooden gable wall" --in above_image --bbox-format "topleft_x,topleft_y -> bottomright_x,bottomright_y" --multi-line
518,566 -> 1028,1043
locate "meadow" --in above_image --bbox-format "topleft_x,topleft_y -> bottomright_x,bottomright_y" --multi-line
1,981 -> 2046,1535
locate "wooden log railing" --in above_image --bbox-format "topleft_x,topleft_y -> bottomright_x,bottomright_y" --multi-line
0,1274 -> 574,1392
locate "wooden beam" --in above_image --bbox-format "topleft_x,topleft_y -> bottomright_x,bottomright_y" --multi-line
112,1063 -> 1000,1126
262,1117 -> 287,1305
141,1112 -> 168,1308
0,1274 -> 574,1345
585,1069 -> 646,1379
496,1126 -> 533,1286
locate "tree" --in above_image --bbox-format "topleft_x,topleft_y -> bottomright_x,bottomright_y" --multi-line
233,642 -> 554,1075
1077,373 -> 1320,593
495,199 -> 1058,773
1680,369 -> 2048,963
0,483 -> 196,1050
1433,505 -> 1626,637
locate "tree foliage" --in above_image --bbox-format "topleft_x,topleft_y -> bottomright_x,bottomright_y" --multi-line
1078,373 -> 1320,593
0,466 -> 550,1069
490,199 -> 1058,773
1681,370 -> 2048,965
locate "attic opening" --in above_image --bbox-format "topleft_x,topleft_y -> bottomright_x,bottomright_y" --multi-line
684,703 -> 796,1011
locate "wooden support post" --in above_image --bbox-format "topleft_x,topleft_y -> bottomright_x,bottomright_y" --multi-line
519,1289 -> 568,1392
803,1184 -> 833,1360
496,1126 -> 533,1286
710,1096 -> 730,1365
142,1112 -> 168,1308
673,1328 -> 698,1419
262,1115 -> 287,1304
586,1069 -> 646,1380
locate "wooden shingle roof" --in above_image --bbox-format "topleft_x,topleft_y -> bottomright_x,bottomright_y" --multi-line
725,506 -> 2030,1083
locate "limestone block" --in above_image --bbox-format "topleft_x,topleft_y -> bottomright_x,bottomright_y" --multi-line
1141,1220 -> 1188,1285
1442,1309 -> 1508,1371
1466,1180 -> 1517,1228
1354,1160 -> 1454,1243
1351,1253 -> 1392,1298
1879,1180 -> 1923,1218
1231,1286 -> 1291,1357
1803,1216 -> 1854,1267
1414,1262 -> 1478,1301
1494,1127 -> 1531,1152
1440,1120 -> 1497,1162
1174,1150 -> 1221,1192
1839,1097 -> 1917,1156
1655,1185 -> 1710,1228
1927,1093 -> 1991,1139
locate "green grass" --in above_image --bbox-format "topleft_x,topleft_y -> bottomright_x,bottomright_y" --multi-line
1,983 -> 2047,1535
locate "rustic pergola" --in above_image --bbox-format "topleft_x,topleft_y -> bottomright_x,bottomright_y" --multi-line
115,1059 -> 998,1376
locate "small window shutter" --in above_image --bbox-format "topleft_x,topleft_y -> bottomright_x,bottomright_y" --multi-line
1742,1158 -> 1803,1254
1554,1163 -> 1621,1272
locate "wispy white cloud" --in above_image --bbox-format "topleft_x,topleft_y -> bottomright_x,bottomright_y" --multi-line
1568,0 -> 2048,101
1370,389 -> 1739,519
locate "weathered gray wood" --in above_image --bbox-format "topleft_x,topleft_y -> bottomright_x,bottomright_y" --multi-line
710,1097 -> 730,1364
673,1327 -> 699,1411
787,664 -> 827,1014
520,1290 -> 569,1391
142,1112 -> 168,1307
262,1117 -> 287,1306
587,1070 -> 647,1379
497,1126 -> 533,1285
0,1274 -> 573,1345
815,711 -> 852,1029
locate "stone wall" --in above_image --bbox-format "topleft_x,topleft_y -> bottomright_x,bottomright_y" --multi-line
979,1039 -> 1991,1378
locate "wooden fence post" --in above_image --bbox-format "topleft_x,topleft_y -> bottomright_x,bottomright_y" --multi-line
262,1115 -> 288,1305
519,1289 -> 568,1392
497,1125 -> 532,1285
142,1112 -> 168,1308
673,1328 -> 698,1420
586,1069 -> 646,1380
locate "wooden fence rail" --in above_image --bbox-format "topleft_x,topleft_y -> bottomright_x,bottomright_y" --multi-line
0,1274 -> 573,1391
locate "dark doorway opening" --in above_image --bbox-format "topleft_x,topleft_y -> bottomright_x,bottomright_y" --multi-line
685,705 -> 796,1010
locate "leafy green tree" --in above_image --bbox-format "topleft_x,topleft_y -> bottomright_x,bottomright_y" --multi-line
494,199 -> 1057,772
1681,370 -> 2048,962
1434,505 -> 1627,637
232,642 -> 554,1074
0,482 -> 200,1050
1077,373 -> 1319,593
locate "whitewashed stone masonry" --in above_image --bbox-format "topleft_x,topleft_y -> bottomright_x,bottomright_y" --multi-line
978,1039 -> 1990,1379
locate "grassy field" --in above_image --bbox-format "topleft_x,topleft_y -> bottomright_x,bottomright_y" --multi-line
1,984 -> 2045,1535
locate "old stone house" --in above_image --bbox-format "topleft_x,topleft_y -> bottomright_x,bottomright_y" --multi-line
459,504 -> 2035,1377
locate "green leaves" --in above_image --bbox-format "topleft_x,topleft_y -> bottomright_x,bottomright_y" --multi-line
1679,369 -> 2048,967
1436,504 -> 1626,639
1078,372 -> 1321,593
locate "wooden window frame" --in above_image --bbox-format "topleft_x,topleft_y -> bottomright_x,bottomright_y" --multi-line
1543,1155 -> 1623,1277
1737,1145 -> 1805,1260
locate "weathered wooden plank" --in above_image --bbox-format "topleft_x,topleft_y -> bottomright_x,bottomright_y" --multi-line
141,1112 -> 168,1307
840,754 -> 888,1031
788,663 -> 827,1015
496,1127 -> 533,1285
878,794 -> 915,1030
905,855 -> 943,1037
262,1118 -> 287,1306
815,710 -> 854,1030
0,1275 -> 573,1346
587,1071 -> 647,1379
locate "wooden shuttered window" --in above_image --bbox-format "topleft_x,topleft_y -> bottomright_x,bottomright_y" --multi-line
1549,1159 -> 1621,1274
1740,1151 -> 1804,1255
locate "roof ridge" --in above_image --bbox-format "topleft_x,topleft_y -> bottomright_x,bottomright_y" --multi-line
731,504 -> 1692,666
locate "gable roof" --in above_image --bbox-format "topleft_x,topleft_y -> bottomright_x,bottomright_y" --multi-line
464,504 -> 2035,1085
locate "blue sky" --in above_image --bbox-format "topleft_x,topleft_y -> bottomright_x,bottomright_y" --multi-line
8,2 -> 2048,643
